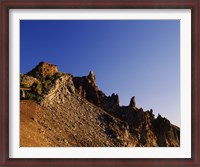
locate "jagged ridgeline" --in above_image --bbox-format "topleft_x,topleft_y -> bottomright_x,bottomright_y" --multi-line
20,62 -> 180,147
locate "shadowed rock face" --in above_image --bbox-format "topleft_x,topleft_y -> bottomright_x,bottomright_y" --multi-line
72,72 -> 120,113
72,73 -> 100,105
20,62 -> 180,147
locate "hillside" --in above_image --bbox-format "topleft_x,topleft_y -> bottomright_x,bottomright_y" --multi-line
20,62 -> 180,147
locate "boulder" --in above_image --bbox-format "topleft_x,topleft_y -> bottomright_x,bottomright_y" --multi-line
20,74 -> 40,88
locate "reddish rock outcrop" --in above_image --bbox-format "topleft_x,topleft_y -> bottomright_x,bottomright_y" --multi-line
26,62 -> 58,80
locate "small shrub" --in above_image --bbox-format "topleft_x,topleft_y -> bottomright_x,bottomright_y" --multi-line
36,84 -> 42,94
45,74 -> 54,81
54,72 -> 63,78
43,80 -> 52,89
26,92 -> 37,100
32,83 -> 42,95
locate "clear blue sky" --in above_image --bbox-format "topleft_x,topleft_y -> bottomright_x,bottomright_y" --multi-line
20,20 -> 180,126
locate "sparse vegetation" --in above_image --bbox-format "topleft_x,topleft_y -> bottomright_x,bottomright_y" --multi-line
32,83 -> 42,95
54,72 -> 63,78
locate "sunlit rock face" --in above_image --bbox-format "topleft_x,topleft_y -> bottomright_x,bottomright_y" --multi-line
26,61 -> 58,80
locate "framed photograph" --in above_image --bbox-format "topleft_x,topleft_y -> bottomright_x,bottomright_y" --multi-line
1,0 -> 199,166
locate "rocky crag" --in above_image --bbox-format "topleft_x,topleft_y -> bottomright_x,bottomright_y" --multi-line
20,62 -> 180,147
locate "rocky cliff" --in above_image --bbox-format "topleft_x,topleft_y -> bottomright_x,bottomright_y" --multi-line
20,62 -> 180,147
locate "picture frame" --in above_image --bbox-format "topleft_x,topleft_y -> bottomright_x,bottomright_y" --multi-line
1,0 -> 199,166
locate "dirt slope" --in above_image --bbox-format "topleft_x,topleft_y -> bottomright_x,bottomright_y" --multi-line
20,100 -> 49,146
20,97 -> 129,147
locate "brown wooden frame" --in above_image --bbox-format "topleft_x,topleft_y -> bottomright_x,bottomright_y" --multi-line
0,0 -> 199,166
